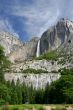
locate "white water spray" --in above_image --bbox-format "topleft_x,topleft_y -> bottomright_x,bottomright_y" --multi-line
36,40 -> 40,57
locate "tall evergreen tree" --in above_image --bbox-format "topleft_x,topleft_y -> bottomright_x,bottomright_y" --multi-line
0,45 -> 11,83
43,83 -> 50,103
16,79 -> 22,104
22,83 -> 28,104
10,80 -> 18,104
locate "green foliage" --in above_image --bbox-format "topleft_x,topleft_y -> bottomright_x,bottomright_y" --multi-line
43,83 -> 50,104
51,70 -> 58,73
1,68 -> 73,104
61,68 -> 73,75
12,108 -> 19,110
38,107 -> 45,110
21,83 -> 29,103
0,99 -> 5,106
47,68 -> 73,104
16,80 -> 22,104
34,89 -> 44,104
36,51 -> 58,61
22,68 -> 48,74
0,83 -> 11,103
1,104 -> 9,110
0,45 -> 11,72
1,44 -> 73,104
10,80 -> 18,104
0,45 -> 11,83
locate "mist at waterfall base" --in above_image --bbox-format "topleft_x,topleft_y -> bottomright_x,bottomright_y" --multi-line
36,40 -> 40,57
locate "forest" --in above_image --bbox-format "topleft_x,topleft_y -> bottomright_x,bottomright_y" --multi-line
0,45 -> 73,105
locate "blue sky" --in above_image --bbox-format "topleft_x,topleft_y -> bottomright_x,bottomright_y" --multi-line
0,0 -> 73,41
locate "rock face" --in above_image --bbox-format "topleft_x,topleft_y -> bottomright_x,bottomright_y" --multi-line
40,18 -> 73,54
0,32 -> 39,62
0,32 -> 22,54
12,60 -> 61,72
9,38 -> 39,62
5,58 -> 73,88
1,18 -> 73,88
5,73 -> 60,89
1,19 -> 73,61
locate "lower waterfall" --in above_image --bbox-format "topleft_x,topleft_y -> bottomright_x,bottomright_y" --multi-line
36,40 -> 40,57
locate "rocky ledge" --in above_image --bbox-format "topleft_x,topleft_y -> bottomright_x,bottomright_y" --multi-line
5,73 -> 60,89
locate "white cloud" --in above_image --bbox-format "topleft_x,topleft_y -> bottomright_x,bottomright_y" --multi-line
1,0 -> 73,39
0,19 -> 19,38
4,0 -> 61,38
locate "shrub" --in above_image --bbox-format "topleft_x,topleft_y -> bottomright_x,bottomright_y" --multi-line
36,50 -> 58,61
0,100 -> 5,106
1,103 -> 9,110
22,68 -> 48,74
12,108 -> 19,110
38,107 -> 45,110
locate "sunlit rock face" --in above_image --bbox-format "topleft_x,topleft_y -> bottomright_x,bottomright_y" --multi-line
4,57 -> 73,88
2,19 -> 73,89
5,73 -> 60,89
0,32 -> 22,54
12,60 -> 60,73
0,32 -> 39,62
5,59 -> 61,89
9,38 -> 39,62
1,19 -> 73,62
40,18 -> 73,54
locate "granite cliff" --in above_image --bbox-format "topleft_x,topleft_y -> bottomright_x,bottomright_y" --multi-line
1,18 -> 73,62
9,37 -> 39,62
0,32 -> 23,54
0,32 -> 39,62
40,18 -> 73,55
1,18 -> 73,88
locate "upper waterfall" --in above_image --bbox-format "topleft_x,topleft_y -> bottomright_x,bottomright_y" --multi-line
36,40 -> 40,57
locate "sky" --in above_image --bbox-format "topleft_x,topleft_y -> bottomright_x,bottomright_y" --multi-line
0,0 -> 73,41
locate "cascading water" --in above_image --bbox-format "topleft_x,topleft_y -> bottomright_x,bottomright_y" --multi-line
36,40 -> 40,57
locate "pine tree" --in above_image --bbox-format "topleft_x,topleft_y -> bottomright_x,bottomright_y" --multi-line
10,80 -> 18,104
16,79 -> 22,104
22,83 -> 28,104
43,83 -> 50,103
0,45 -> 11,83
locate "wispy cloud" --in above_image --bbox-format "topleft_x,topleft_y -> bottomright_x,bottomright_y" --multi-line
0,0 -> 73,40
6,0 -> 60,37
0,18 -> 19,38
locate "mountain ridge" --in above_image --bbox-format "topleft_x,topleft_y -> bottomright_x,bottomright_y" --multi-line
1,18 -> 73,62
40,18 -> 73,55
1,18 -> 73,88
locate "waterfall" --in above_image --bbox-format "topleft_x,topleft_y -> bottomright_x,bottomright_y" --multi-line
36,40 -> 40,57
